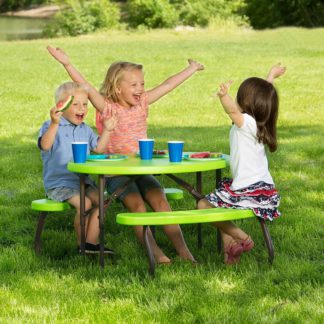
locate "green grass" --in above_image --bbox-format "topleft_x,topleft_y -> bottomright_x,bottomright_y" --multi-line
0,27 -> 323,323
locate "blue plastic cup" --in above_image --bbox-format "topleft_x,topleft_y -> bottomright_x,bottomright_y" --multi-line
168,141 -> 184,163
72,142 -> 88,163
139,139 -> 154,160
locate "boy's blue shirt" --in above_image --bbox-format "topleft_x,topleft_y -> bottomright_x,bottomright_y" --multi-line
38,116 -> 98,191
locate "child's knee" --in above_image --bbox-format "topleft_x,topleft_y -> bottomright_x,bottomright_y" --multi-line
68,195 -> 93,212
124,195 -> 146,212
129,203 -> 146,213
145,189 -> 170,211
84,198 -> 93,211
156,197 -> 170,211
197,198 -> 210,209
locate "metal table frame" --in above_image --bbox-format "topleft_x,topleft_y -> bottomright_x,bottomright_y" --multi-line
69,155 -> 274,268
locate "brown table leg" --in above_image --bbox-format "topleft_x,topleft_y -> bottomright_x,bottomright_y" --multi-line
216,169 -> 221,188
98,176 -> 140,268
98,175 -> 105,268
258,218 -> 274,264
166,171 -> 222,250
196,172 -> 203,249
165,174 -> 204,200
216,169 -> 222,253
80,174 -> 86,255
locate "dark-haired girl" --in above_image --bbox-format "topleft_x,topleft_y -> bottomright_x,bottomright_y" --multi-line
198,64 -> 286,265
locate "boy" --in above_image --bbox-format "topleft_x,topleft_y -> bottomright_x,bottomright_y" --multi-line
38,81 -> 117,253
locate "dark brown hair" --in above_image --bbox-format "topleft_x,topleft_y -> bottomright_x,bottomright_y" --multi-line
237,77 -> 279,152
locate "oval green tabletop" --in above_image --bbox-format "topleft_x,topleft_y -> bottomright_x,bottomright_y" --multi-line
67,155 -> 229,175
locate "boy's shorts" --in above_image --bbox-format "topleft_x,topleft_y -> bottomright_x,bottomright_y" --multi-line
46,184 -> 97,202
106,175 -> 162,202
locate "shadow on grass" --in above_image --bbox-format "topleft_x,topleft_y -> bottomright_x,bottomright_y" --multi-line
0,123 -> 322,268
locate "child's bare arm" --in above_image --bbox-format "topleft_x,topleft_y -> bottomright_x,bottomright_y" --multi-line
93,111 -> 118,153
266,63 -> 286,83
147,59 -> 204,105
40,106 -> 61,151
217,81 -> 244,127
47,46 -> 106,112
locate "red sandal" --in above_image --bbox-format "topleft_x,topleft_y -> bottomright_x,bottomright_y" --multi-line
224,243 -> 243,265
241,236 -> 254,252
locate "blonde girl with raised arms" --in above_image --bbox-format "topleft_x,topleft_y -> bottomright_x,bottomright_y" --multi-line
47,46 -> 204,264
198,64 -> 286,265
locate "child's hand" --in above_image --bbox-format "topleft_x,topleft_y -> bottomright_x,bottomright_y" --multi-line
217,80 -> 233,97
47,46 -> 70,66
50,106 -> 61,124
267,63 -> 286,83
188,59 -> 204,71
270,63 -> 286,78
103,111 -> 118,132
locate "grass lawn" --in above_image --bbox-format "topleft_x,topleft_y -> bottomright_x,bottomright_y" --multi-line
0,26 -> 323,323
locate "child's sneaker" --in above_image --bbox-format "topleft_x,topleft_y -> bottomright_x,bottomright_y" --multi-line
78,243 -> 115,255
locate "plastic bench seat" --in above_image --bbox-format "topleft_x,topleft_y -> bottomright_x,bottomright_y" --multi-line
31,188 -> 183,255
117,208 -> 254,226
31,199 -> 71,212
117,208 -> 274,276
164,188 -> 184,200
31,199 -> 71,254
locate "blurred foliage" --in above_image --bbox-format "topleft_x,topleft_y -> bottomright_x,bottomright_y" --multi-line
124,0 -> 178,28
0,0 -> 50,12
123,0 -> 246,29
43,0 -> 120,37
1,0 -> 323,37
244,0 -> 324,29
172,0 -> 246,27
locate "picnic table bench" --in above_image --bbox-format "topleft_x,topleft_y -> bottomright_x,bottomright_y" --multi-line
117,207 -> 274,276
31,188 -> 184,254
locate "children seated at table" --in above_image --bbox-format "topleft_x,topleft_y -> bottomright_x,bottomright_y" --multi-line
38,81 -> 117,254
47,46 -> 204,264
198,64 -> 286,265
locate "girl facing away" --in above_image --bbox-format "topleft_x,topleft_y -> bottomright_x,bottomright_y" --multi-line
47,46 -> 204,264
198,64 -> 286,265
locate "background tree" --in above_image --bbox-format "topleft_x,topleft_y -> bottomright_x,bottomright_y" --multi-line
243,0 -> 324,28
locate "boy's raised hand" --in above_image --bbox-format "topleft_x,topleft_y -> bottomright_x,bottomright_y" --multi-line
47,46 -> 70,66
50,106 -> 62,125
217,80 -> 233,98
188,59 -> 204,71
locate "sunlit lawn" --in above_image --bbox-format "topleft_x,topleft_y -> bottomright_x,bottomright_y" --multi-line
0,27 -> 323,323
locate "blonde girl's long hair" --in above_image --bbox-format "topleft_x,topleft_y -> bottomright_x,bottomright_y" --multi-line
237,77 -> 279,152
99,61 -> 143,102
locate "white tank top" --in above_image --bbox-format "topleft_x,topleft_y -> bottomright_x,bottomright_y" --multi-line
230,113 -> 274,190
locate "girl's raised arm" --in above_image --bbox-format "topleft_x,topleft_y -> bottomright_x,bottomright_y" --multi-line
47,46 -> 106,112
217,81 -> 244,128
146,59 -> 204,105
266,63 -> 286,83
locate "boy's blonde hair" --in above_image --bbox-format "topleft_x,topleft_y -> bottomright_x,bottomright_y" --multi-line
99,61 -> 143,102
55,82 -> 88,103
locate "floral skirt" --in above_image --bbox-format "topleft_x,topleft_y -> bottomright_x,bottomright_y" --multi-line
205,178 -> 281,221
